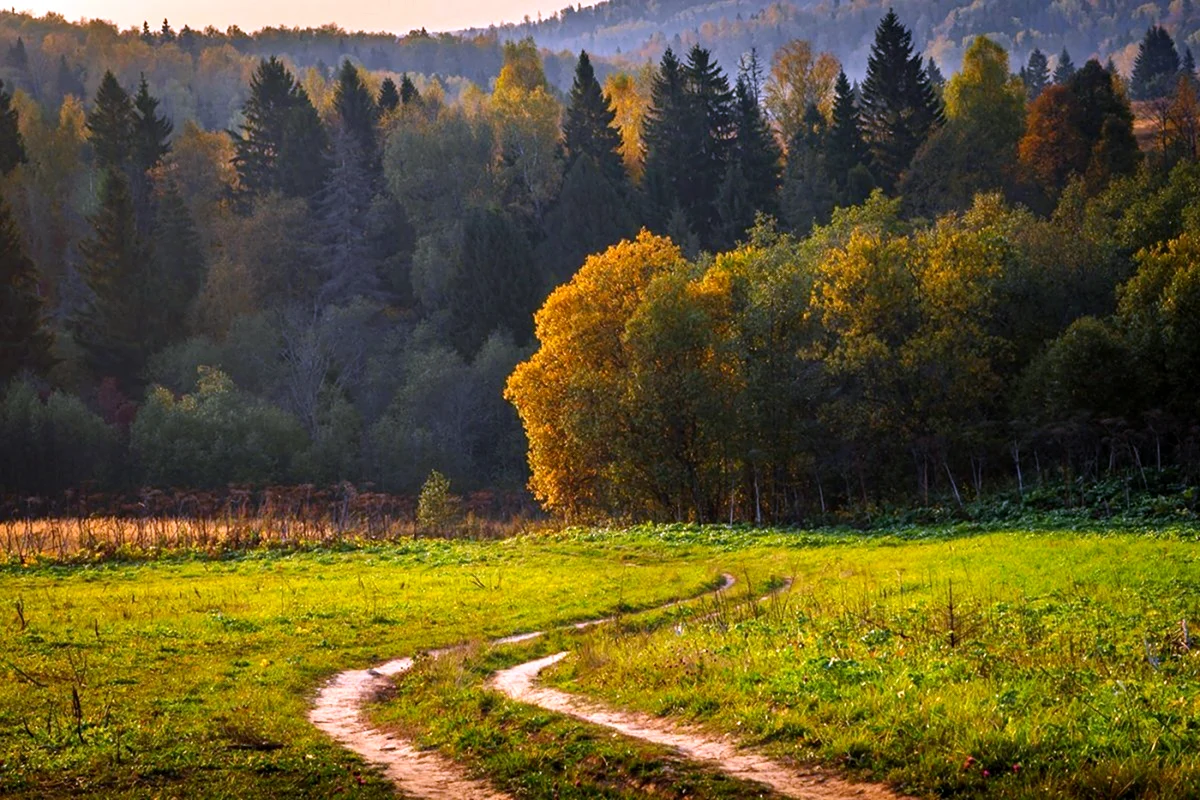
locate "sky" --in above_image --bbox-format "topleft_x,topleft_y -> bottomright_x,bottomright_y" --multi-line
13,0 -> 593,34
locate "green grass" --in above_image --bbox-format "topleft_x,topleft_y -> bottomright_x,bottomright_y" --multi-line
545,529 -> 1200,798
5,524 -> 1200,798
0,536 -> 724,797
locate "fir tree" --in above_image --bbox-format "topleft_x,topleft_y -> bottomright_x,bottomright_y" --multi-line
0,79 -> 26,176
311,128 -> 378,306
72,169 -> 149,390
859,9 -> 943,190
0,198 -> 50,381
539,153 -> 637,284
1067,60 -> 1141,186
160,19 -> 175,43
926,58 -> 946,91
1024,49 -> 1051,99
54,56 -> 85,100
131,75 -> 173,231
87,71 -> 135,170
1131,25 -> 1181,99
233,57 -> 330,206
400,74 -> 421,105
1054,48 -> 1077,84
1184,47 -> 1197,81
140,21 -> 154,45
378,77 -> 400,114
562,51 -> 627,186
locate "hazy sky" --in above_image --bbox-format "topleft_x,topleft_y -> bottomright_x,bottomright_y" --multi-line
14,0 -> 591,34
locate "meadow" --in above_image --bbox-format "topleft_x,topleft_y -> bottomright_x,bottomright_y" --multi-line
3,522 -> 1199,798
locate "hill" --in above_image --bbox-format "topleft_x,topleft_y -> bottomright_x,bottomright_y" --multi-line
473,0 -> 1200,77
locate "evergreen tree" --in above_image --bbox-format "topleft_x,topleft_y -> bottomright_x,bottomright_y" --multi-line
1069,59 -> 1141,186
447,207 -> 539,357
311,129 -> 378,306
859,9 -> 943,190
140,21 -> 154,45
87,71 -> 135,170
1054,48 -> 1077,84
0,87 -> 46,380
1184,47 -> 1197,82
539,153 -> 637,284
333,59 -> 379,168
1024,48 -> 1051,99
641,48 -> 691,230
716,73 -> 782,247
5,38 -> 27,72
926,58 -> 946,92
826,70 -> 872,191
400,74 -> 421,105
1131,25 -> 1181,99
0,79 -> 25,176
147,182 -> 205,347
54,56 -> 85,100
781,103 -> 835,233
378,77 -> 400,114
233,57 -> 330,206
0,198 -> 50,381
681,45 -> 735,246
131,75 -> 173,231
562,51 -> 627,186
160,18 -> 175,43
72,170 -> 149,390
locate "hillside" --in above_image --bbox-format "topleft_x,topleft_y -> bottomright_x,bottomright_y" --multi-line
475,0 -> 1200,77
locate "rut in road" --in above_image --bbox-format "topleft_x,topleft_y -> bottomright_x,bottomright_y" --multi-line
310,573 -> 909,799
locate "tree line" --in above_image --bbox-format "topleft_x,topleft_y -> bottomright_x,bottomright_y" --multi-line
2,9 -> 1199,516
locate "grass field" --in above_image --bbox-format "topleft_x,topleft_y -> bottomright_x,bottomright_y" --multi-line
3,523 -> 1199,798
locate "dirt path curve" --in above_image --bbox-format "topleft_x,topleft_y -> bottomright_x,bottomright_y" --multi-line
309,575 -> 737,798
489,654 -> 909,800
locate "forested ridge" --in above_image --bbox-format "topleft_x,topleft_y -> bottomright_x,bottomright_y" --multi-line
2,7 -> 1200,522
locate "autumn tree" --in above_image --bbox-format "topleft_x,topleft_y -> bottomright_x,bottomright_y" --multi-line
764,39 -> 840,144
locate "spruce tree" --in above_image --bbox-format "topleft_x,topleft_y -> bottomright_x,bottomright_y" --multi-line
641,48 -> 691,230
0,78 -> 25,176
1054,48 -> 1077,84
333,59 -> 379,167
1131,25 -> 1181,99
1184,47 -> 1197,81
716,73 -> 781,246
400,74 -> 421,105
781,103 -> 835,234
233,57 -> 329,205
0,198 -> 50,381
87,71 -> 135,170
54,56 -> 85,100
148,181 -> 205,346
73,169 -> 149,390
926,58 -> 946,92
859,9 -> 942,190
0,84 -> 47,380
311,128 -> 378,306
5,38 -> 27,72
562,51 -> 627,186
681,45 -> 735,246
539,153 -> 637,284
378,77 -> 401,114
132,75 -> 172,175
1024,49 -> 1051,99
826,70 -> 872,190
1069,59 -> 1141,184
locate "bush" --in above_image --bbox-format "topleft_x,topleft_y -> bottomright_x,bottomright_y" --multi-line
417,470 -> 461,533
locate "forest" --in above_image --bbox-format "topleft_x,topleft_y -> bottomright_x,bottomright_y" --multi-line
1,7 -> 1200,521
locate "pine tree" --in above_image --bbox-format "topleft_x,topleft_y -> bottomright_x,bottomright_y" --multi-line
147,182 -> 205,349
641,48 -> 691,230
716,73 -> 782,246
87,71 -> 135,170
1054,48 -> 1077,84
1132,25 -> 1181,100
859,9 -> 943,190
378,77 -> 400,114
233,57 -> 330,205
0,79 -> 25,176
1024,48 -> 1051,99
333,59 -> 379,168
72,169 -> 149,390
400,74 -> 421,105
